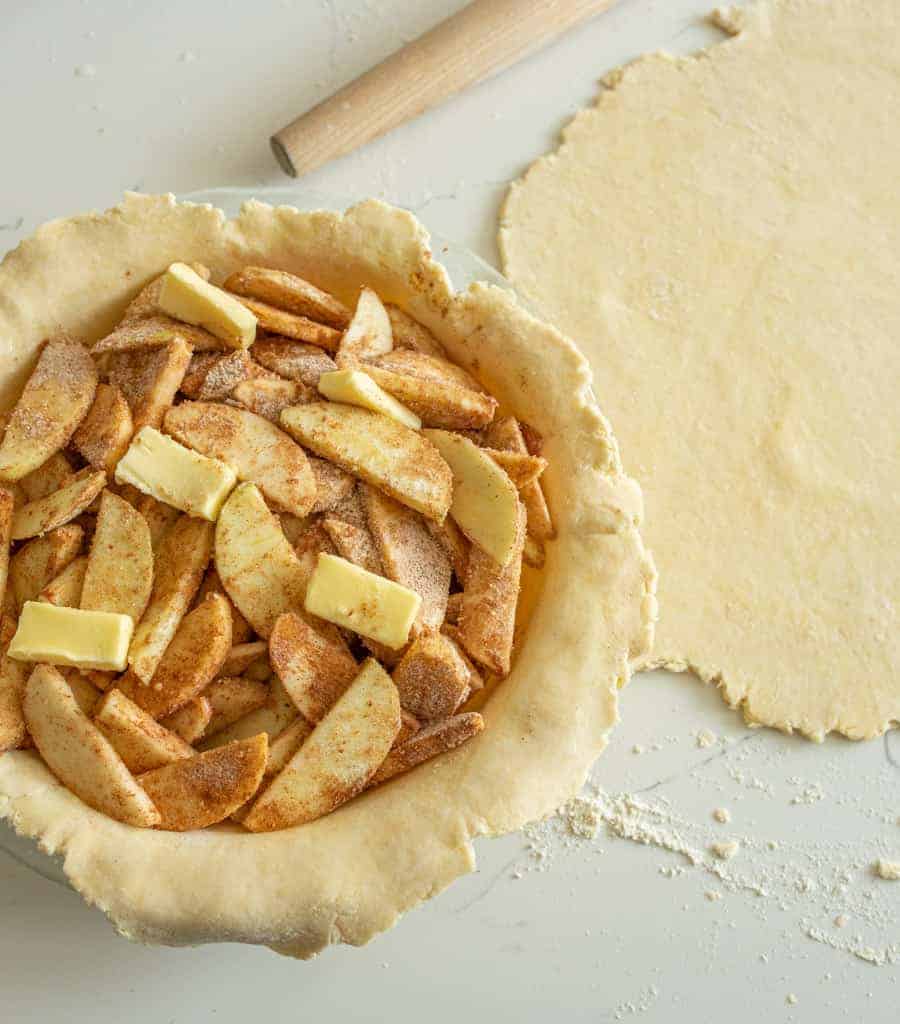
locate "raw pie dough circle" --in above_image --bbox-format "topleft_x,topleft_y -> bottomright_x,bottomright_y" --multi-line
0,194 -> 655,955
500,0 -> 900,740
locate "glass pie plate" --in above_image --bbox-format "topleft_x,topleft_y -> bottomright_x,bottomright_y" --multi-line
0,185 -> 516,888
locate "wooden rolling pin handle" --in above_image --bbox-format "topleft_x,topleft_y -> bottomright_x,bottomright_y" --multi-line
271,0 -> 618,178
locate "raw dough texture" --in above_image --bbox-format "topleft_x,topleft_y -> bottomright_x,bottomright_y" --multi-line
500,0 -> 900,740
0,194 -> 655,955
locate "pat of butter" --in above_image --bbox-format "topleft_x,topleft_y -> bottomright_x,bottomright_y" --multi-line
115,426 -> 236,521
158,262 -> 256,348
305,552 -> 421,649
318,369 -> 421,429
9,601 -> 133,671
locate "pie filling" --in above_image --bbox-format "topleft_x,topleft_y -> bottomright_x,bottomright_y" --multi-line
0,261 -> 554,833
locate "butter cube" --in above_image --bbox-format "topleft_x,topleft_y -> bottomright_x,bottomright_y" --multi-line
115,427 -> 236,521
305,553 -> 421,649
158,262 -> 256,348
318,369 -> 421,429
9,601 -> 134,671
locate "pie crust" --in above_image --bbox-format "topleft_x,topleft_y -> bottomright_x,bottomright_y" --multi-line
0,194 -> 655,956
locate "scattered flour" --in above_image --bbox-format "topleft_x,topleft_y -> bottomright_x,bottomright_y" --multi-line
515,781 -> 899,968
712,807 -> 731,823
696,728 -> 717,748
710,839 -> 740,861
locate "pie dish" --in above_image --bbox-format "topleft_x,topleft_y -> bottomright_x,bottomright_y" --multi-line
0,193 -> 655,956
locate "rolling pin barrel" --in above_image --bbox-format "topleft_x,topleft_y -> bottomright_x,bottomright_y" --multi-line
271,0 -> 617,177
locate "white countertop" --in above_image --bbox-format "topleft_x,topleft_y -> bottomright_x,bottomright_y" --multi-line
1,2 -> 897,1020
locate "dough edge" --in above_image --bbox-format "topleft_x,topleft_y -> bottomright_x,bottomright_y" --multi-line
0,193 -> 656,957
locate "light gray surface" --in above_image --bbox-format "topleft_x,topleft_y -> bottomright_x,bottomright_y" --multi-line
0,1 -> 897,1021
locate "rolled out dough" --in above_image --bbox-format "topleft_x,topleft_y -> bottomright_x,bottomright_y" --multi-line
500,0 -> 899,739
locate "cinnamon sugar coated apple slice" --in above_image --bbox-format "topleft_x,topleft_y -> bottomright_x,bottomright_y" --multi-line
119,592 -> 232,719
250,337 -> 337,386
336,286 -> 393,365
369,712 -> 484,787
243,659 -> 399,832
108,338 -> 192,433
11,468 -> 106,540
93,688 -> 194,774
214,482 -> 311,637
23,665 -> 160,827
164,401 -> 315,516
422,429 -> 520,566
227,296 -> 340,350
139,733 -> 268,831
0,336 -> 97,481
269,610 -> 358,723
72,383 -> 133,473
224,267 -> 350,328
80,490 -> 153,623
391,631 -> 471,721
457,502 -> 526,677
126,516 -> 213,683
0,607 -> 29,751
280,402 -> 452,521
37,554 -> 88,607
9,525 -> 83,610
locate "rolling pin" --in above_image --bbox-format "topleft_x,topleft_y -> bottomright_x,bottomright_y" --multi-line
271,0 -> 619,178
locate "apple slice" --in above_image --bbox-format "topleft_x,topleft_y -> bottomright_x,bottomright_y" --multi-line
482,448 -> 548,489
9,524 -> 84,610
364,487 -> 452,632
251,338 -> 337,386
72,383 -> 133,473
120,486 -> 180,551
243,659 -> 399,832
308,458 -> 355,515
362,364 -> 496,430
269,611 -> 358,723
23,664 -> 160,827
484,416 -> 555,541
224,267 -> 351,328
198,675 -> 298,751
368,349 -> 482,392
160,696 -> 212,744
336,287 -> 393,365
194,568 -> 253,644
0,488 -> 12,608
0,605 -> 28,751
369,712 -> 484,787
423,429 -> 520,565
391,630 -> 471,721
139,734 -> 268,831
37,554 -> 88,607
127,515 -> 213,683
119,592 -> 232,719
215,482 -> 310,637
231,377 -> 313,423
179,350 -> 254,400
227,296 -> 339,350
80,490 -> 153,623
164,401 -> 316,516
0,335 -> 98,481
109,338 -> 192,434
159,262 -> 256,349
218,640 -> 267,678
281,402 -> 452,521
93,688 -> 194,773
93,315 -> 223,355
230,715 -> 314,824
385,305 -> 446,358
19,452 -> 74,502
202,676 -> 270,739
425,516 -> 469,583
457,501 -> 526,676
322,517 -> 383,575
11,468 -> 106,541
